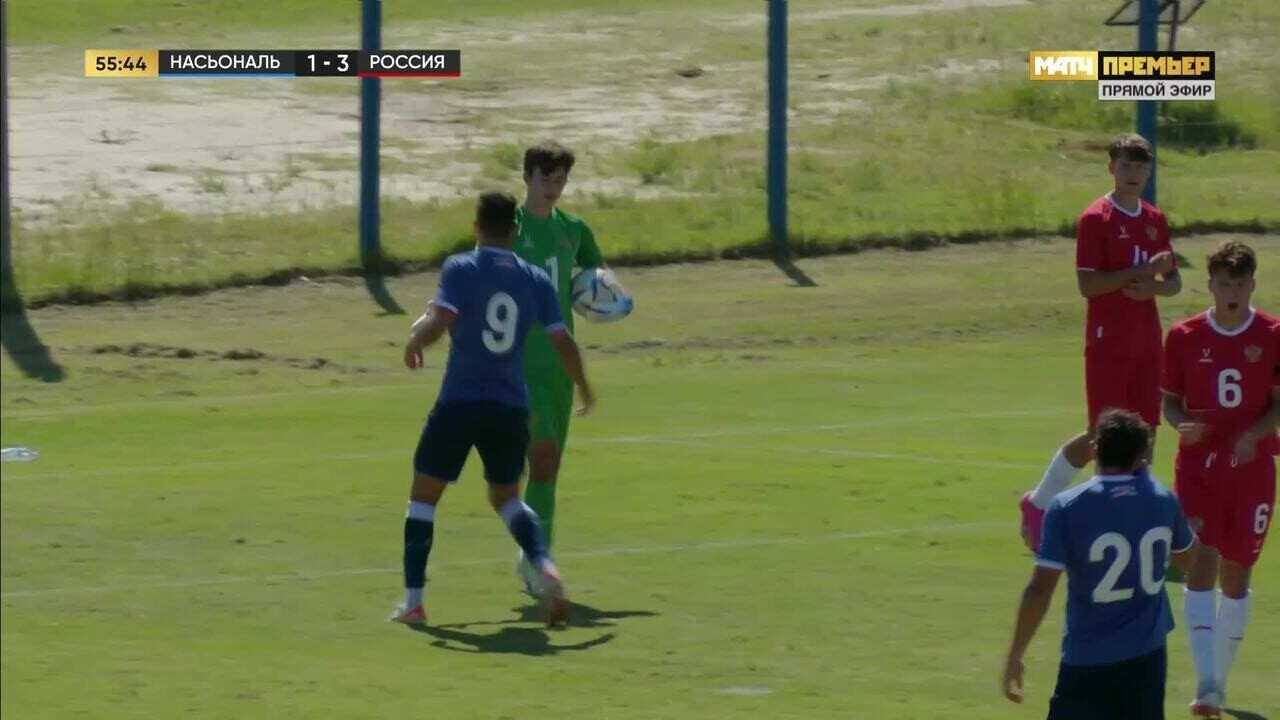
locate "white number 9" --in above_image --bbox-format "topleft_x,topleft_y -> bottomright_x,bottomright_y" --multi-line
482,292 -> 518,354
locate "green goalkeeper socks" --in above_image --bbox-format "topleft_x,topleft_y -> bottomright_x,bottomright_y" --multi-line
523,481 -> 556,550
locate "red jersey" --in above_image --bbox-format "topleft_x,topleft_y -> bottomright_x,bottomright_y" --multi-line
1161,308 -> 1280,458
1075,194 -> 1173,358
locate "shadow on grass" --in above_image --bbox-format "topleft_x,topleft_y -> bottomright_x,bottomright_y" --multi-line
405,599 -> 657,656
363,273 -> 406,316
772,245 -> 818,287
0,263 -> 64,382
1224,709 -> 1269,720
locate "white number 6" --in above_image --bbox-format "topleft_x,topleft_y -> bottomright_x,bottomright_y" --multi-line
1256,504 -> 1272,536
1218,368 -> 1242,408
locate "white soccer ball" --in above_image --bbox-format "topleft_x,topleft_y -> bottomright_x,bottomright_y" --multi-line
570,267 -> 634,323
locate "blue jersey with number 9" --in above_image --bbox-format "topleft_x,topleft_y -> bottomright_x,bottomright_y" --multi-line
432,247 -> 564,409
1036,471 -> 1195,666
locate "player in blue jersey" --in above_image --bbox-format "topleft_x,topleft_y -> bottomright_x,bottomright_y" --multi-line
388,191 -> 595,629
1002,409 -> 1201,719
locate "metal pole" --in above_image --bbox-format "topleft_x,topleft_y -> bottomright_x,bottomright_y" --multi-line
1168,0 -> 1181,50
1,0 -> 12,284
767,0 -> 788,255
1137,0 -> 1159,203
359,0 -> 382,267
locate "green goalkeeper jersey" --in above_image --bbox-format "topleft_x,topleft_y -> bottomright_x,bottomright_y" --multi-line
515,204 -> 604,373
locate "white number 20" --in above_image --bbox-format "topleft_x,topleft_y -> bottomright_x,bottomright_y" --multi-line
1090,527 -> 1172,603
1218,368 -> 1243,408
482,292 -> 518,354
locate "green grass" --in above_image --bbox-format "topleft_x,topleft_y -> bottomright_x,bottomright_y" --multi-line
3,237 -> 1279,718
5,0 -> 1279,304
11,107 -> 1280,306
7,0 -> 753,46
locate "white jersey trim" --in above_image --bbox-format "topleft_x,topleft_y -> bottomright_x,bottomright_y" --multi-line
1105,193 -> 1144,218
1206,307 -> 1257,337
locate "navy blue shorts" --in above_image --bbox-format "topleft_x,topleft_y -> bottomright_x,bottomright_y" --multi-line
413,402 -> 530,485
1047,646 -> 1166,720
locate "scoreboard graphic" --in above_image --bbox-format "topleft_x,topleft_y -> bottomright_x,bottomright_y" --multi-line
84,50 -> 462,78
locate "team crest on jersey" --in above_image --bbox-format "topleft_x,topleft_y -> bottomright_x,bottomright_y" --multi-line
1245,345 -> 1263,363
1118,225 -> 1130,240
1146,225 -> 1158,241
557,232 -> 571,250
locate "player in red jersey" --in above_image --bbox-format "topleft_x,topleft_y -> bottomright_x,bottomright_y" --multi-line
1019,134 -> 1182,552
1161,241 -> 1280,717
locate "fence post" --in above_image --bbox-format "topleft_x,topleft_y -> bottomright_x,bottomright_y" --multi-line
359,0 -> 382,268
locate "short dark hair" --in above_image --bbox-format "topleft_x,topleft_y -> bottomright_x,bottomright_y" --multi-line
1094,409 -> 1151,470
475,191 -> 517,237
1108,133 -> 1153,163
1206,240 -> 1257,279
523,141 -> 576,176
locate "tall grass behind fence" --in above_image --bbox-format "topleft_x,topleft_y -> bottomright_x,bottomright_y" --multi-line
5,0 -> 1278,306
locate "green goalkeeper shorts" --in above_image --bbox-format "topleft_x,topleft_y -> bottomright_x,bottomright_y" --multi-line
527,371 -> 574,450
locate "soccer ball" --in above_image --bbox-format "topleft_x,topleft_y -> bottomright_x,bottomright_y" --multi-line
570,267 -> 634,323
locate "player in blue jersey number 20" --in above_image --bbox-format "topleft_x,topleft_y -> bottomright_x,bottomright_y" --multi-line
1002,409 -> 1201,720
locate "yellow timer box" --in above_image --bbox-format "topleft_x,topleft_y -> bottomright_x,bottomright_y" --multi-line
84,50 -> 160,77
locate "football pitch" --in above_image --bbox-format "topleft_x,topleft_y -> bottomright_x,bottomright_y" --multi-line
3,235 -> 1278,719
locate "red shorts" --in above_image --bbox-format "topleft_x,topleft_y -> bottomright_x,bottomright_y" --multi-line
1085,350 -> 1162,428
1174,451 -> 1276,568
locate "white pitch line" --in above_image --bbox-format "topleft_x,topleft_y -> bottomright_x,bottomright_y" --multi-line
0,407 -> 1072,482
1,381 -> 427,420
0,520 -> 1008,600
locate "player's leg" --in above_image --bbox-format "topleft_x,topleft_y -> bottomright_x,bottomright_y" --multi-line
392,405 -> 470,625
1178,452 -> 1225,714
477,403 -> 569,626
1115,646 -> 1168,720
1213,558 -> 1252,709
523,373 -> 573,550
1210,458 -> 1274,707
1045,661 -> 1112,720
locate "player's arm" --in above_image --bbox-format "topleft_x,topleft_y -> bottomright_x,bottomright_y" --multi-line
1002,565 -> 1061,703
1243,385 -> 1280,442
536,269 -> 596,413
1131,218 -> 1181,299
1075,213 -> 1174,297
575,221 -> 605,270
1152,270 -> 1182,297
1234,384 -> 1280,463
404,304 -> 456,369
1079,255 -> 1175,297
1162,391 -> 1207,445
1154,215 -> 1181,297
547,329 -> 595,415
1160,329 -> 1206,443
404,261 -> 462,369
1003,503 -> 1066,703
